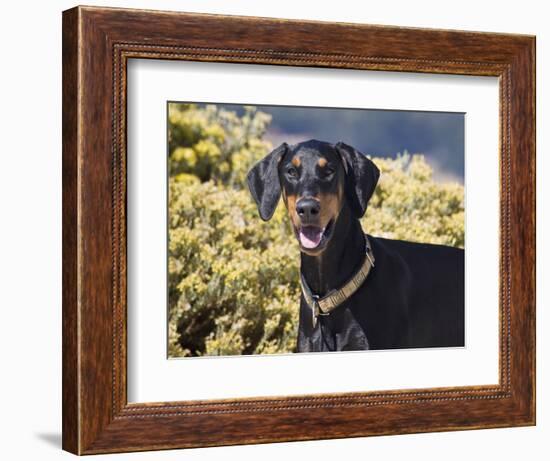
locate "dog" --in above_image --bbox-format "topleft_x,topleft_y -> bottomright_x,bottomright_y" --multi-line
247,139 -> 464,352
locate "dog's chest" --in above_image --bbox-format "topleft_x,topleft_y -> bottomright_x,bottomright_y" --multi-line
298,307 -> 369,352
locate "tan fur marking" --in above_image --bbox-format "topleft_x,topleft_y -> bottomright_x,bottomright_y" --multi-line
284,174 -> 346,255
284,193 -> 301,229
318,157 -> 328,168
291,156 -> 301,167
284,188 -> 344,236
318,191 -> 342,229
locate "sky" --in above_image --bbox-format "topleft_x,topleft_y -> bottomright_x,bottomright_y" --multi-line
216,103 -> 465,184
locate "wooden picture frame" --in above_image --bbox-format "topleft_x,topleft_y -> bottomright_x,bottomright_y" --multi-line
62,5 -> 535,455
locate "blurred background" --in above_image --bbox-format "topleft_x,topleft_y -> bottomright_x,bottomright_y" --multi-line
218,103 -> 465,184
167,102 -> 464,358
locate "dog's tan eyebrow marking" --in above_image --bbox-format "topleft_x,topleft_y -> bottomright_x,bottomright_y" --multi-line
291,156 -> 301,167
318,157 -> 328,168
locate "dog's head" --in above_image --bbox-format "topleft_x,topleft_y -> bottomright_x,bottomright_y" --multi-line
247,139 -> 379,256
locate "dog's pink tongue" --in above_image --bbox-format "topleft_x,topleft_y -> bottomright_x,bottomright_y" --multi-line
299,226 -> 323,249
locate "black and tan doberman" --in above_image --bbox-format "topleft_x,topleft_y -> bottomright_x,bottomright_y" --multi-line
247,139 -> 464,352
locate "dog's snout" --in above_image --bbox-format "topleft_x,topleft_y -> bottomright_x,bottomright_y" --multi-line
296,198 -> 320,221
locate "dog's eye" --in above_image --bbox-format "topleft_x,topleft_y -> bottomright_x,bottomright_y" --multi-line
286,167 -> 299,179
324,167 -> 335,178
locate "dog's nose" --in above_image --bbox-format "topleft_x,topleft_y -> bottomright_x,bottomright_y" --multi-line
296,198 -> 320,221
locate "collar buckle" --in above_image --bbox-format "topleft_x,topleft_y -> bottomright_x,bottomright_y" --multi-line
311,294 -> 330,329
311,295 -> 320,329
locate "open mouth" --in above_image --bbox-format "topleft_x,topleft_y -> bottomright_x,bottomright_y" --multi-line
297,219 -> 334,251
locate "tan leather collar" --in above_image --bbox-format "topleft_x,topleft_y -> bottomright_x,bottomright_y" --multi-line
300,235 -> 375,328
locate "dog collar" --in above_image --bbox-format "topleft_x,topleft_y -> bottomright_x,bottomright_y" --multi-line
300,234 -> 375,329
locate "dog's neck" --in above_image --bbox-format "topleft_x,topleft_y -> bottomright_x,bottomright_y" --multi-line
300,203 -> 366,297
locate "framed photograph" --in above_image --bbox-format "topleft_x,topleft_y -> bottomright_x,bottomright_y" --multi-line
62,5 -> 535,455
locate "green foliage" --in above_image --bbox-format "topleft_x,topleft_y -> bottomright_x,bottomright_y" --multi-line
363,154 -> 464,248
168,103 -> 272,188
168,180 -> 300,357
167,103 -> 464,358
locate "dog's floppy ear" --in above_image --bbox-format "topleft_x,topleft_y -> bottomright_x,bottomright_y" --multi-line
335,141 -> 380,218
247,143 -> 289,221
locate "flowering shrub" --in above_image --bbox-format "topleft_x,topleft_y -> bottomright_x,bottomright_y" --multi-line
167,103 -> 464,357
364,155 -> 464,248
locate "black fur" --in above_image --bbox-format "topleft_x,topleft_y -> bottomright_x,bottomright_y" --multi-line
246,142 -> 288,221
335,141 -> 380,218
